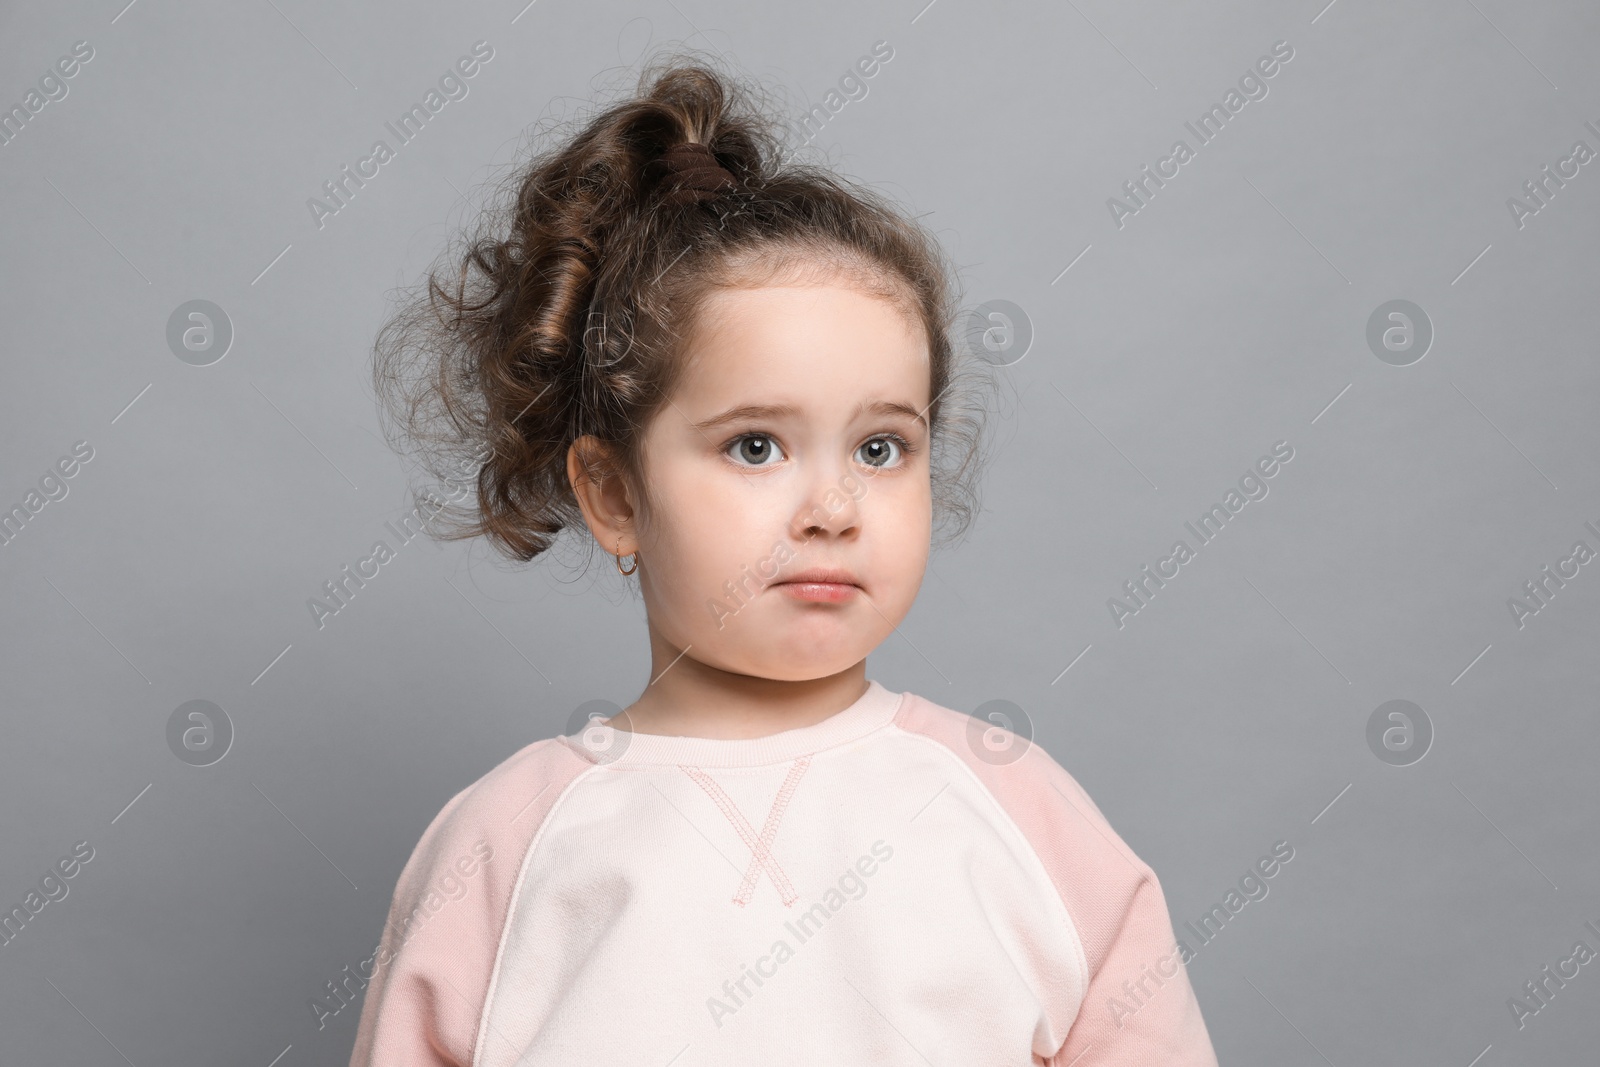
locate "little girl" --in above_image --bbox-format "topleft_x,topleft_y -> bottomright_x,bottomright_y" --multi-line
351,56 -> 1218,1067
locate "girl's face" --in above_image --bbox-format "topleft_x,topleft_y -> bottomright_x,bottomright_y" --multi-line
630,279 -> 933,682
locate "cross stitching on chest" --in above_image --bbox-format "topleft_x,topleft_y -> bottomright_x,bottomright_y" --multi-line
678,755 -> 813,907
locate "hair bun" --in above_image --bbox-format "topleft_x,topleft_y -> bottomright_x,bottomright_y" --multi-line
655,142 -> 737,205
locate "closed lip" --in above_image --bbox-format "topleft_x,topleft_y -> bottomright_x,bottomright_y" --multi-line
773,568 -> 860,587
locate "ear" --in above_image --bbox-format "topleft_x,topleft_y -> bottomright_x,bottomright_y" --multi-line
566,435 -> 638,556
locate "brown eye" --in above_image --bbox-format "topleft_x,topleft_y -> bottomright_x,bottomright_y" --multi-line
728,435 -> 784,466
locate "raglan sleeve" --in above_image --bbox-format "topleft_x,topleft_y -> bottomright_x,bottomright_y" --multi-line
345,782 -> 510,1067
1026,750 -> 1220,1066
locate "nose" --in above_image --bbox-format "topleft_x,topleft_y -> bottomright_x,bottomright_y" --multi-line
789,465 -> 863,544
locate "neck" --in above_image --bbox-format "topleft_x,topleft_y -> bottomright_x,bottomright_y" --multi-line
611,621 -> 869,740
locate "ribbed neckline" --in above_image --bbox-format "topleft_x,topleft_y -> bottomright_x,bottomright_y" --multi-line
560,679 -> 905,768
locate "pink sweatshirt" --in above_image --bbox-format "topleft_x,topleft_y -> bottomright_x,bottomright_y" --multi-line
347,680 -> 1218,1065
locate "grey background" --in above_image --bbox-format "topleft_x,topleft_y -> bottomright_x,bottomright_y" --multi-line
2,0 -> 1597,1063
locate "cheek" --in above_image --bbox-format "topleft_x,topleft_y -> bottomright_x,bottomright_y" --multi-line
643,469 -> 768,599
872,479 -> 932,584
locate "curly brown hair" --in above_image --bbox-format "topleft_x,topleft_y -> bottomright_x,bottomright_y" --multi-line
372,51 -> 991,566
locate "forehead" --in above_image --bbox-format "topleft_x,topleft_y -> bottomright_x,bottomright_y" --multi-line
676,283 -> 930,406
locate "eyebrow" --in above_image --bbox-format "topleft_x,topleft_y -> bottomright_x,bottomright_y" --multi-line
691,400 -> 929,433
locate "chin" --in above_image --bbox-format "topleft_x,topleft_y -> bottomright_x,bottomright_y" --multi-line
742,655 -> 865,683
760,636 -> 879,680
688,596 -> 901,679
707,633 -> 872,683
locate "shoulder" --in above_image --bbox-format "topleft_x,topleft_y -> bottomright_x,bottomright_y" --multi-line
889,688 -> 1163,911
404,735 -> 597,877
891,691 -> 1136,849
889,690 -> 1217,1064
889,691 -> 1216,1058
378,735 -> 599,955
347,736 -> 595,1067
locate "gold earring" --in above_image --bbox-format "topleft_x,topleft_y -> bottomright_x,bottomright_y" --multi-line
615,537 -> 639,576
